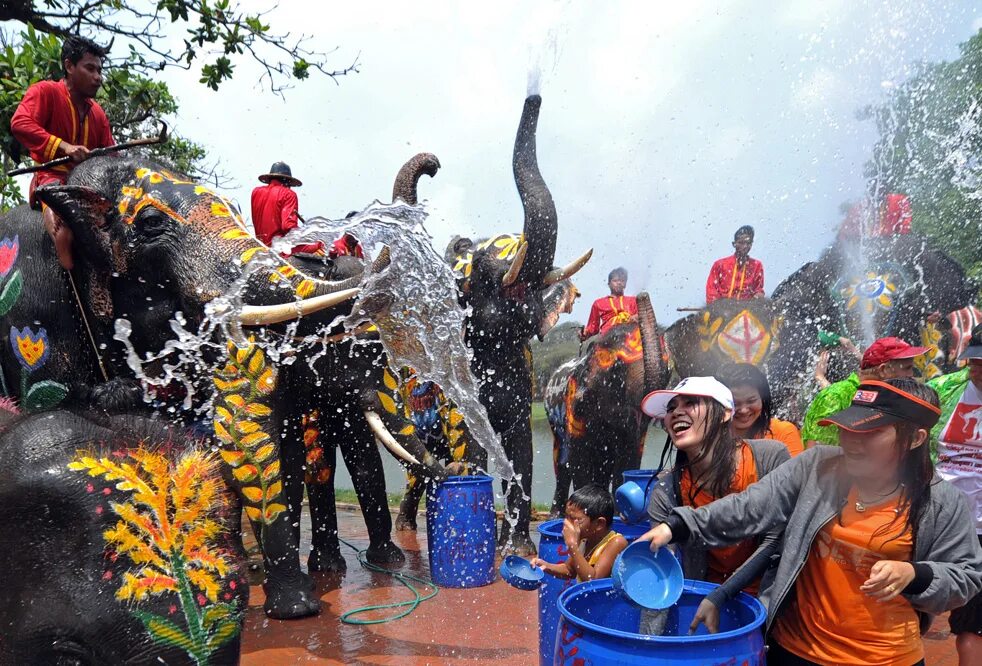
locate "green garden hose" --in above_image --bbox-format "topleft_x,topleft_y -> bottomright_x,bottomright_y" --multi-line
337,537 -> 439,624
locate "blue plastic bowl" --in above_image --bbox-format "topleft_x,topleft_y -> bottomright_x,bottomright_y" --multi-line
615,481 -> 647,524
499,555 -> 545,591
611,540 -> 684,610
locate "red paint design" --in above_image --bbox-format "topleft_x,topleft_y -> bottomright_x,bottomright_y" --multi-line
102,570 -> 112,580
719,311 -> 768,363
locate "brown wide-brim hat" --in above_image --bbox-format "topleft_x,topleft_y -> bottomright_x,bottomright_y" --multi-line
258,161 -> 302,187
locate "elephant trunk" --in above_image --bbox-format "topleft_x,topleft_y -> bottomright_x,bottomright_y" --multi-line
637,292 -> 669,395
513,95 -> 557,288
392,153 -> 441,205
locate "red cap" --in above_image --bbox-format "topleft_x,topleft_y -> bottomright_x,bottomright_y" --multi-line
860,337 -> 930,369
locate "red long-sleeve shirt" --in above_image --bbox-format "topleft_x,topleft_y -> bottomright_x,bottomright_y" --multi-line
582,295 -> 638,338
10,79 -> 113,205
705,255 -> 765,304
251,180 -> 300,245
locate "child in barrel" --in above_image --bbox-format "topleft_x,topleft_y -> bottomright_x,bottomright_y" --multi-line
531,484 -> 628,582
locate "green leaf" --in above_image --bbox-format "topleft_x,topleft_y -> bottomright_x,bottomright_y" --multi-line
133,610 -> 199,656
206,617 -> 242,651
0,269 -> 22,316
25,379 -> 68,412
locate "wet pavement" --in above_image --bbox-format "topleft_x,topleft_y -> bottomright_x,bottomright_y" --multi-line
241,505 -> 961,665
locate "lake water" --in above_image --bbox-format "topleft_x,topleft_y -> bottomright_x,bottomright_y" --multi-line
334,411 -> 671,507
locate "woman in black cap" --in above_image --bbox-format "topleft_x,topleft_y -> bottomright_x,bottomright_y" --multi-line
640,378 -> 982,666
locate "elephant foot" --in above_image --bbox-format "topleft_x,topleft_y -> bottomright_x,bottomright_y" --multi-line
498,529 -> 536,557
366,540 -> 406,566
394,511 -> 418,531
263,576 -> 322,620
307,546 -> 347,574
301,570 -> 318,590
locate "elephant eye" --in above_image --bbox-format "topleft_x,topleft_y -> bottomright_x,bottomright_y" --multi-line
135,207 -> 172,240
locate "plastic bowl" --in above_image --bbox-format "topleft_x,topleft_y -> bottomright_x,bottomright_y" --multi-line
615,481 -> 647,524
499,555 -> 545,591
611,540 -> 684,610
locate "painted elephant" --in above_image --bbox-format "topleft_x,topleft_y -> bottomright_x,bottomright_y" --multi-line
389,94 -> 593,554
545,293 -> 668,514
917,305 -> 982,379
268,152 -> 445,574
0,156 -> 446,619
0,407 -> 248,665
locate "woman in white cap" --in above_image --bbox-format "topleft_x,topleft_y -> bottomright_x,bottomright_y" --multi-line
640,376 -> 790,634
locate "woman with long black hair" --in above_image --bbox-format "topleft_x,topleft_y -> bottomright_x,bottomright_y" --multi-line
717,363 -> 804,456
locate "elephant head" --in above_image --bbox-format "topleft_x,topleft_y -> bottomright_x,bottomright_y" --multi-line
446,96 -> 591,350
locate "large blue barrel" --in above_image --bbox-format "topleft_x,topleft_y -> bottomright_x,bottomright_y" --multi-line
425,475 -> 496,588
554,579 -> 766,665
537,518 -> 652,666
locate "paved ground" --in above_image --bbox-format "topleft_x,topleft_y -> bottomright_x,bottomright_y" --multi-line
240,507 -> 961,665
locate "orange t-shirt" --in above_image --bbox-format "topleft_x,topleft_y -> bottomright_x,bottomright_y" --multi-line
680,442 -> 760,593
772,490 -> 921,666
766,417 -> 805,457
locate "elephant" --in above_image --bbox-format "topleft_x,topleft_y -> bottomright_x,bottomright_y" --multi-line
544,293 -> 668,514
0,407 -> 248,665
0,155 -> 449,619
917,304 -> 982,379
265,151 -> 445,574
389,94 -> 593,554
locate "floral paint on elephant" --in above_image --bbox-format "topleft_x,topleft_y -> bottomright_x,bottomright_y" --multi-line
0,236 -> 67,408
8,325 -> 68,411
452,233 -> 524,283
212,339 -> 285,525
591,326 -> 643,371
68,446 -> 242,665
947,305 -> 982,364
697,309 -> 781,366
832,263 -> 910,337
301,409 -> 331,485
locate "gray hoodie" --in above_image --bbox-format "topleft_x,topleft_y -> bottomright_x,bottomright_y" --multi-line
668,445 -> 982,634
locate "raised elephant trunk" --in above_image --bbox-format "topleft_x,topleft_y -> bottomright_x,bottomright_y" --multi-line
637,292 -> 670,395
392,153 -> 441,205
513,95 -> 557,288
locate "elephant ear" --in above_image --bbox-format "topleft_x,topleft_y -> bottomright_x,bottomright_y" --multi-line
34,185 -> 116,271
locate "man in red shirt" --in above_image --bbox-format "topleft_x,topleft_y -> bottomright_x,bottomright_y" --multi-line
250,161 -> 323,256
580,267 -> 638,341
705,225 -> 765,304
10,35 -> 114,270
327,212 -> 364,259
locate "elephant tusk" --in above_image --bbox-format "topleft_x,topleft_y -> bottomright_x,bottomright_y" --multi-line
364,410 -> 421,466
238,288 -> 360,326
543,248 -> 593,286
501,241 -> 529,287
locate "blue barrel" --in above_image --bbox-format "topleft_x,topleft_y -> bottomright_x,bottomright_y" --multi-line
537,518 -> 652,666
425,475 -> 496,588
554,579 -> 766,665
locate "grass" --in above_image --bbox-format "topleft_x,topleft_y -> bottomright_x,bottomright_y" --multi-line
531,402 -> 547,422
334,487 -> 553,514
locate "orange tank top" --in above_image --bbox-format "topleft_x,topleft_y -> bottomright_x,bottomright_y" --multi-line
577,530 -> 622,582
680,442 -> 760,593
772,490 -> 921,666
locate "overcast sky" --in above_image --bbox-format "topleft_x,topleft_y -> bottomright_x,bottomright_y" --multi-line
142,1 -> 982,323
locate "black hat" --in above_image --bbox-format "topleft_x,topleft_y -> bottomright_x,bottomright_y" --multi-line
958,323 -> 982,361
258,161 -> 302,187
818,380 -> 941,432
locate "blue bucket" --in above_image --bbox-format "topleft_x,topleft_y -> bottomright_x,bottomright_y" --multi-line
555,579 -> 766,665
500,555 -> 545,590
611,541 -> 684,610
425,475 -> 496,588
537,518 -> 651,666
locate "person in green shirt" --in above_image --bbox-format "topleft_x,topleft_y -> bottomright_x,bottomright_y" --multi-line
801,337 -> 929,445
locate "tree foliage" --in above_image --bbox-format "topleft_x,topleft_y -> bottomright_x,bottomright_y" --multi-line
866,29 -> 982,292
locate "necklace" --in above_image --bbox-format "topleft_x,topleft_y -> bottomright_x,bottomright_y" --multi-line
854,484 -> 903,513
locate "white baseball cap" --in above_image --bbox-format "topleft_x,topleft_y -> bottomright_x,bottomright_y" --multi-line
641,376 -> 735,418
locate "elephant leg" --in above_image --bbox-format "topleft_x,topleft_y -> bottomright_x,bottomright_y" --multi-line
214,341 -> 319,619
396,472 -> 425,531
550,457 -> 572,517
498,418 -> 535,556
339,407 -> 406,565
304,417 -> 346,574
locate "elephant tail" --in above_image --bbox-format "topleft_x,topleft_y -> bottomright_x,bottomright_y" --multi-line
638,292 -> 670,396
392,153 -> 441,205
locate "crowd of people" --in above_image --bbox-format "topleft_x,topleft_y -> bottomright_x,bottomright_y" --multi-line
562,226 -> 982,666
